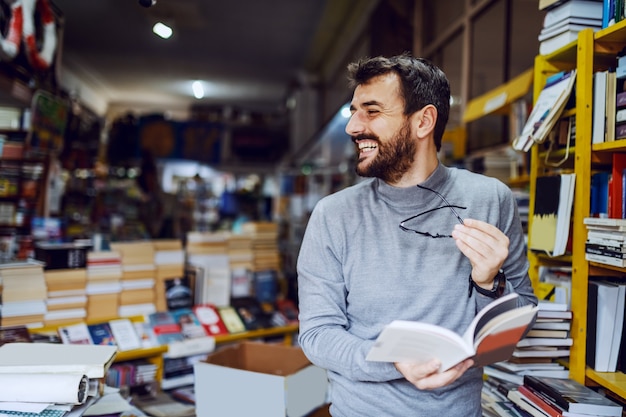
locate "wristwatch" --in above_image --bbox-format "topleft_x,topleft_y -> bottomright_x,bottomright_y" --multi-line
468,269 -> 507,298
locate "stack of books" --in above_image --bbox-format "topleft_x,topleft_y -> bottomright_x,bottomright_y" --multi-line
538,0 -> 603,55
484,300 -> 573,388
507,375 -> 623,417
186,231 -> 231,307
43,268 -> 88,327
152,239 -> 186,312
0,260 -> 47,328
110,240 -> 157,317
583,217 -> 626,267
241,221 -> 281,272
85,251 -> 123,321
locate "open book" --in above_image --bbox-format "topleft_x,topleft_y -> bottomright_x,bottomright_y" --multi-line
366,293 -> 538,372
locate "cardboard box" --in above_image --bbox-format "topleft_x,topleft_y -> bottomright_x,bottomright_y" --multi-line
194,341 -> 328,417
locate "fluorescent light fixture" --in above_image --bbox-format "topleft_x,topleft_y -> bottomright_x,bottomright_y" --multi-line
192,80 -> 204,99
153,22 -> 172,39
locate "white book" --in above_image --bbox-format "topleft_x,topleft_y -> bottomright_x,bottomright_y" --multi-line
108,318 -> 143,351
543,0 -> 604,28
0,343 -> 117,378
592,71 -> 608,144
366,293 -> 538,372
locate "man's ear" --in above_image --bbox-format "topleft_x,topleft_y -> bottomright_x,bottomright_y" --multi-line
412,104 -> 438,138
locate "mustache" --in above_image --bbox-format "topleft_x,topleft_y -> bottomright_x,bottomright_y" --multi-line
351,133 -> 380,143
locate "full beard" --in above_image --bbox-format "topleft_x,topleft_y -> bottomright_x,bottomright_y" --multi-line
354,122 -> 416,183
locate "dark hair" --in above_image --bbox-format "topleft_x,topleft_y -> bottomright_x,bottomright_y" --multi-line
347,53 -> 450,151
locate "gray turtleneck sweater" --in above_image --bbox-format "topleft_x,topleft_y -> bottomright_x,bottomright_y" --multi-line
297,163 -> 537,417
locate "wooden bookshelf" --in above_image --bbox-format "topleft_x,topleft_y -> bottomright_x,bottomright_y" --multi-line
526,23 -> 626,402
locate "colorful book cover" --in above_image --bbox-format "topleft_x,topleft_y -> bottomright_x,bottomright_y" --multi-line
87,323 -> 116,346
169,308 -> 207,339
193,304 -> 229,336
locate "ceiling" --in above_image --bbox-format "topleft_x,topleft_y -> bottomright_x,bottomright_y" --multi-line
50,0 -> 374,119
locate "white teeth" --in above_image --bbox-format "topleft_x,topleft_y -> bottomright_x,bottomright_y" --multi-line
358,143 -> 377,150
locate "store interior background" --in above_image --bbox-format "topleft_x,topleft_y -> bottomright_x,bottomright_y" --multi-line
0,0 -> 545,278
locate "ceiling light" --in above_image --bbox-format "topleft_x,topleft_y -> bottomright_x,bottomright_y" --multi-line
192,81 -> 204,99
153,22 -> 172,39
340,104 -> 351,118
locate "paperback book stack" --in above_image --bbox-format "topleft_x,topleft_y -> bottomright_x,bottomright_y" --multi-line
538,0 -> 603,55
43,267 -> 88,327
152,239 -> 186,312
484,300 -> 572,388
0,260 -> 47,328
186,231 -> 231,307
109,240 -> 157,317
583,217 -> 626,267
85,251 -> 123,321
241,221 -> 281,273
507,375 -> 623,417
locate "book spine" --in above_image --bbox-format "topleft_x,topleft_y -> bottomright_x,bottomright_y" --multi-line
518,385 -> 563,417
523,376 -> 569,411
585,244 -> 626,258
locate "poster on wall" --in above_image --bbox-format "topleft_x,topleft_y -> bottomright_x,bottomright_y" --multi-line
26,89 -> 69,153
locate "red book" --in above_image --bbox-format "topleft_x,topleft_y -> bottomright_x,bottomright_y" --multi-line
609,153 -> 626,218
518,384 -> 564,417
193,304 -> 230,336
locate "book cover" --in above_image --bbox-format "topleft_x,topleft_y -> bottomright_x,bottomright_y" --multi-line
366,293 -> 538,372
164,276 -> 193,311
59,322 -> 94,345
148,311 -> 184,344
87,322 -> 116,346
0,325 -> 32,345
108,318 -> 143,351
217,306 -> 247,333
523,375 -> 623,416
169,308 -> 208,339
193,304 -> 230,336
231,296 -> 272,330
529,174 -> 576,256
513,70 -> 577,152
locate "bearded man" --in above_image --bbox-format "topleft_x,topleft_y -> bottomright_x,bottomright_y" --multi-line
297,54 -> 537,417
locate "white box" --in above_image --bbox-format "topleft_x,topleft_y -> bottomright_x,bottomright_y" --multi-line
194,341 -> 328,417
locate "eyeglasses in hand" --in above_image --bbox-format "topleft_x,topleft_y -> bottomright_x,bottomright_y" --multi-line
398,184 -> 466,238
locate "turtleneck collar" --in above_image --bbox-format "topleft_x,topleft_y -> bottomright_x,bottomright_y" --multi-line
373,162 -> 452,209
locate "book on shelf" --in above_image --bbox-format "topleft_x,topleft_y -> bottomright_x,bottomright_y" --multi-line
523,375 -> 623,416
587,281 -> 626,372
585,252 -> 626,267
0,325 -> 32,345
108,318 -> 143,351
169,308 -> 208,339
507,387 -> 555,417
87,322 -> 116,346
513,70 -> 577,152
365,293 -> 538,372
192,304 -> 230,336
59,322 -> 94,345
591,70 -> 609,143
583,216 -> 626,229
516,337 -> 573,348
528,174 -> 576,257
532,320 -> 571,331
525,329 -> 569,338
590,171 -> 611,217
515,384 -> 565,417
231,296 -> 273,330
512,347 -> 571,359
148,311 -> 184,345
217,305 -> 247,333
542,0 -> 603,27
536,309 -> 572,320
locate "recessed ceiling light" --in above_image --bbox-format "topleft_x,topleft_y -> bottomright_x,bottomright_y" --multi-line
153,22 -> 172,39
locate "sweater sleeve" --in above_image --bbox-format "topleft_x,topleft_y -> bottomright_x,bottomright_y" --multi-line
297,200 -> 404,382
473,181 -> 537,312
